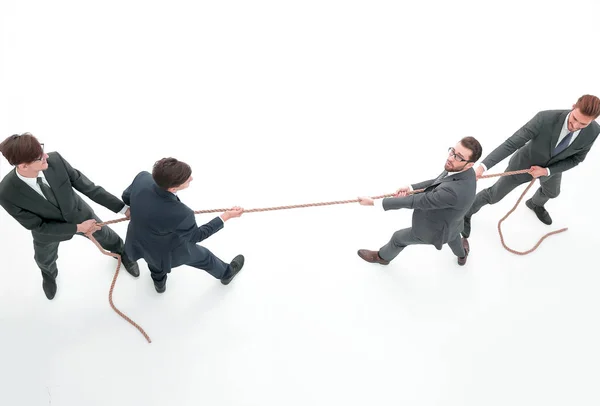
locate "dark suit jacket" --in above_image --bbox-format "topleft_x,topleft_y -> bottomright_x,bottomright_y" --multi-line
382,168 -> 477,249
122,171 -> 224,273
0,151 -> 126,243
482,110 -> 600,175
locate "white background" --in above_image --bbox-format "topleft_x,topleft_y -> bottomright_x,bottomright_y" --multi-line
1,1 -> 599,405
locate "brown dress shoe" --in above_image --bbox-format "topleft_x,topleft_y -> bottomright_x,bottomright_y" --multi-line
457,238 -> 470,266
357,249 -> 390,265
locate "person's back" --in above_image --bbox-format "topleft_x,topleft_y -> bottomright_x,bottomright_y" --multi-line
124,171 -> 193,271
122,158 -> 245,293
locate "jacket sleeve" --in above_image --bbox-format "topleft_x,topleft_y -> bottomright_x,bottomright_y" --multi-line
176,213 -> 225,244
122,171 -> 148,206
0,199 -> 77,235
122,184 -> 132,206
482,111 -> 544,170
57,152 -> 126,213
382,184 -> 459,211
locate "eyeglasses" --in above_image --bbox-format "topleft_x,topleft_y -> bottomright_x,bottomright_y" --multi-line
33,143 -> 45,161
448,147 -> 470,162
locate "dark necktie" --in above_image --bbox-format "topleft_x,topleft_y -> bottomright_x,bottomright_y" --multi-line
552,132 -> 573,157
37,177 -> 59,207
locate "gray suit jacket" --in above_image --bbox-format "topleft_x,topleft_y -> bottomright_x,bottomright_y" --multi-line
381,168 -> 476,250
482,110 -> 600,175
0,151 -> 126,243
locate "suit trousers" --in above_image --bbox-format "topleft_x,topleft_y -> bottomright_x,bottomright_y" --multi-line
148,245 -> 230,288
466,169 -> 562,218
32,214 -> 124,282
378,227 -> 465,261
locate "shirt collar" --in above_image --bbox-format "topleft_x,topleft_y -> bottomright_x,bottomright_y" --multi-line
15,168 -> 47,185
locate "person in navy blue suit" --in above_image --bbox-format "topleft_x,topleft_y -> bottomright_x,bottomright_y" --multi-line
122,158 -> 244,293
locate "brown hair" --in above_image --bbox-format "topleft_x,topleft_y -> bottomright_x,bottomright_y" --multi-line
152,158 -> 192,189
574,94 -> 600,118
0,132 -> 44,166
460,136 -> 483,163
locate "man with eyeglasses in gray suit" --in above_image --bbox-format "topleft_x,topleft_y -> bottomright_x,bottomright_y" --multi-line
356,137 -> 483,267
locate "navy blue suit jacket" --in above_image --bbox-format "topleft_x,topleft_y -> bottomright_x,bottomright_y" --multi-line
122,171 -> 224,273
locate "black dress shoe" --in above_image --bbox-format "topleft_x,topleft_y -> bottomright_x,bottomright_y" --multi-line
221,255 -> 245,285
457,238 -> 470,266
119,253 -> 140,277
42,278 -> 57,300
525,199 -> 552,225
154,282 -> 166,293
461,216 -> 472,238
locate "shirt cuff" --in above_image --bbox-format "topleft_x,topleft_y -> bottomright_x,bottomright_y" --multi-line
119,204 -> 129,214
480,163 -> 487,171
546,167 -> 551,176
218,215 -> 226,225
375,199 -> 384,209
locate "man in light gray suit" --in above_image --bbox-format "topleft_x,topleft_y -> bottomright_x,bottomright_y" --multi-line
356,137 -> 482,266
462,94 -> 600,237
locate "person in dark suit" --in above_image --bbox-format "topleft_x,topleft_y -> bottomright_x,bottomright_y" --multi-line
122,157 -> 245,293
356,137 -> 482,266
462,94 -> 600,237
0,133 -> 140,300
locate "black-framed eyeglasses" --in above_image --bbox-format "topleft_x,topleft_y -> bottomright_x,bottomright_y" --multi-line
33,143 -> 45,161
448,147 -> 470,162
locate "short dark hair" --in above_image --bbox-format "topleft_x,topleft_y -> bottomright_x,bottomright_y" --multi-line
152,158 -> 192,189
574,94 -> 600,118
460,136 -> 483,163
0,132 -> 44,166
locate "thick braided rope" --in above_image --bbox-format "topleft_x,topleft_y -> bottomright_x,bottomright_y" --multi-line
480,172 -> 568,255
85,232 -> 152,343
94,168 -> 567,342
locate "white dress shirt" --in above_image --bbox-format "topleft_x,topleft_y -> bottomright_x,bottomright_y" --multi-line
480,112 -> 580,176
16,169 -> 129,214
16,169 -> 51,197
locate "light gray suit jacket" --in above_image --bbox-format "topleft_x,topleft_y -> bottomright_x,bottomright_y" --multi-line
482,110 -> 600,176
381,168 -> 477,250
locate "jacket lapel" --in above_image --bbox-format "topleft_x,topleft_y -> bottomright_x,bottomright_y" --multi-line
41,164 -> 63,209
9,169 -> 62,214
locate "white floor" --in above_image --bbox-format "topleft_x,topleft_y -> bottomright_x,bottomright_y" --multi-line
1,1 -> 599,405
